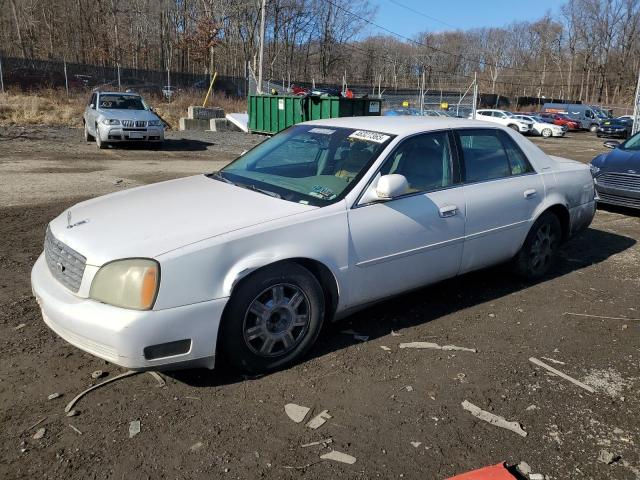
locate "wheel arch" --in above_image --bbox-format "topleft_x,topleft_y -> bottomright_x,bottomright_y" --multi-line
224,257 -> 340,322
535,203 -> 571,242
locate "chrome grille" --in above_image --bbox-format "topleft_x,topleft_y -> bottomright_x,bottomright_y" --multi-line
44,227 -> 86,293
122,120 -> 134,127
598,192 -> 640,208
135,120 -> 146,128
597,172 -> 640,192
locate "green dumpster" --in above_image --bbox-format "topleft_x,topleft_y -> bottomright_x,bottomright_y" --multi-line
248,95 -> 382,134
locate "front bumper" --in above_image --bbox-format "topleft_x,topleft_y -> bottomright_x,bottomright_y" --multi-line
596,129 -> 628,138
594,174 -> 640,209
518,124 -> 532,133
31,254 -> 227,370
97,125 -> 164,142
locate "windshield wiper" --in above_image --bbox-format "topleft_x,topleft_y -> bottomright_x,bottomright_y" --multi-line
236,182 -> 282,199
208,171 -> 236,185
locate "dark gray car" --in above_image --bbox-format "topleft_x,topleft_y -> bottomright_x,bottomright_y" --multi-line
590,134 -> 640,209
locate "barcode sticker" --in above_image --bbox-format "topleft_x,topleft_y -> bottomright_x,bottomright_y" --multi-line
348,130 -> 390,143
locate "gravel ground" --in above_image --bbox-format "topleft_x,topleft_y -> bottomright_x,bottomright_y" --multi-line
1,126 -> 639,479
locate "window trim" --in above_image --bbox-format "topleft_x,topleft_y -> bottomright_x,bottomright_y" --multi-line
352,129 -> 462,209
453,127 -> 538,186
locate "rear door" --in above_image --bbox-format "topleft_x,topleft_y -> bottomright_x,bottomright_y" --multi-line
456,128 -> 545,273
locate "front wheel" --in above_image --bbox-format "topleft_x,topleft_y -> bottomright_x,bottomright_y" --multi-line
589,124 -> 598,132
541,128 -> 552,138
95,126 -> 107,149
508,124 -> 520,132
84,123 -> 94,142
219,262 -> 325,373
513,212 -> 562,279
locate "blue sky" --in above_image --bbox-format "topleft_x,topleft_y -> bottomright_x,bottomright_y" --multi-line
368,0 -> 561,37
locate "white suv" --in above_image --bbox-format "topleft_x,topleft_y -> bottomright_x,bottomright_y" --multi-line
471,109 -> 533,133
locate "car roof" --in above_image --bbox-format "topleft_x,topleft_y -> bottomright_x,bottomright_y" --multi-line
97,91 -> 141,96
303,116 -> 503,136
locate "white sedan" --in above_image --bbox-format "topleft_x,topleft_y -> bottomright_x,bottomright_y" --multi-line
513,114 -> 566,138
472,109 -> 534,133
31,117 -> 596,373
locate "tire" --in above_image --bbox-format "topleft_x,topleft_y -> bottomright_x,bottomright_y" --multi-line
508,124 -> 520,132
95,125 -> 107,149
84,122 -> 94,142
513,212 -> 562,279
589,124 -> 598,132
219,262 -> 325,373
541,128 -> 552,138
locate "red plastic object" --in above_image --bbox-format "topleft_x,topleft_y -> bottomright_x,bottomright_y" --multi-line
446,462 -> 517,480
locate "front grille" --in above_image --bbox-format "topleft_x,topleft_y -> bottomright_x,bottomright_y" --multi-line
135,120 -> 146,128
597,172 -> 640,192
598,192 -> 640,208
122,120 -> 134,127
44,227 -> 86,293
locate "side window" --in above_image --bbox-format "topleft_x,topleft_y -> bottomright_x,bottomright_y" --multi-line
497,131 -> 534,175
380,131 -> 453,193
458,129 -> 511,183
89,93 -> 96,107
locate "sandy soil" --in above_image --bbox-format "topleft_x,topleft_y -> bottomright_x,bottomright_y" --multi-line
1,127 -> 639,479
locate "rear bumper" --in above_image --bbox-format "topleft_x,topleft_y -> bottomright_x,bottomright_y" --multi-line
569,200 -> 596,236
31,254 -> 226,370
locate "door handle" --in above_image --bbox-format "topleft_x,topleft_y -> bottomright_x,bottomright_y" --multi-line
524,189 -> 537,198
439,205 -> 458,217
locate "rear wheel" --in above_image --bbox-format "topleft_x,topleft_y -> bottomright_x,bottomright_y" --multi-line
513,212 -> 562,279
541,128 -> 552,138
589,124 -> 598,132
219,262 -> 325,373
84,123 -> 94,142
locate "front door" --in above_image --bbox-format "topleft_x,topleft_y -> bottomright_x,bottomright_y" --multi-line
347,131 -> 466,306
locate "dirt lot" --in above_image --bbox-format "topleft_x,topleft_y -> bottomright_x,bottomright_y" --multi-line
1,126 -> 639,480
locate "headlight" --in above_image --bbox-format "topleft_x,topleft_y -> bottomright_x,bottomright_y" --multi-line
101,118 -> 120,125
90,259 -> 159,310
147,120 -> 162,127
589,164 -> 601,176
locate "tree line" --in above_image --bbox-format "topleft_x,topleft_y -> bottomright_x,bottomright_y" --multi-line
2,0 -> 639,105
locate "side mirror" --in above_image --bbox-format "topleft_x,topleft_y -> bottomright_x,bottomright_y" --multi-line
360,174 -> 409,203
603,140 -> 620,149
90,104 -> 95,110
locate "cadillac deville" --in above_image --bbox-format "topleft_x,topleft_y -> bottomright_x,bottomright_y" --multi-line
32,117 -> 596,373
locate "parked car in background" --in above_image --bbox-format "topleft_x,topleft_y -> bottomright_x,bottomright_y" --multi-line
32,116 -> 595,373
97,78 -> 163,97
513,114 -> 566,138
473,109 -> 533,133
590,133 -> 640,209
542,103 -> 608,131
539,113 -> 581,131
597,117 -> 634,139
83,91 -> 164,149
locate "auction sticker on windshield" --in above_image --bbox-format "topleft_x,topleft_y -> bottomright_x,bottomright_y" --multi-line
348,130 -> 390,143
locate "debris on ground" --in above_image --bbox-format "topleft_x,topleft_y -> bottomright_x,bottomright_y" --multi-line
68,424 -> 82,435
526,405 -> 538,411
405,385 -> 414,392
32,428 -> 46,440
529,474 -> 545,480
301,438 -> 333,448
341,329 -> 369,341
380,346 -> 392,351
447,462 -> 518,479
529,357 -> 595,393
461,400 -> 527,437
540,356 -> 566,365
65,370 -> 138,413
47,392 -> 61,400
190,441 -> 204,452
284,403 -> 310,423
320,450 -> 357,465
22,417 -> 46,434
91,370 -> 106,379
147,371 -> 166,387
400,342 -> 477,353
598,450 -> 621,465
306,410 -> 332,429
410,441 -> 422,448
14,323 -> 26,331
517,461 -> 532,475
391,330 -> 402,336
129,420 -> 141,438
563,312 -> 639,321
66,410 -> 79,417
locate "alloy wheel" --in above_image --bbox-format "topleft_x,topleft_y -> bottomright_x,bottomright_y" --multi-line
529,224 -> 558,274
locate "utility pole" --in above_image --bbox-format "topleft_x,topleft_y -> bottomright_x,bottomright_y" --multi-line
257,0 -> 266,94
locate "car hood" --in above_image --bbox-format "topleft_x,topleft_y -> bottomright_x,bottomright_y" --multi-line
48,175 -> 316,266
593,148 -> 640,172
99,109 -> 159,121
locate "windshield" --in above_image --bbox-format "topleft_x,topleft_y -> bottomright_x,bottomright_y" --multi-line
99,94 -> 146,110
621,132 -> 640,151
217,125 -> 395,206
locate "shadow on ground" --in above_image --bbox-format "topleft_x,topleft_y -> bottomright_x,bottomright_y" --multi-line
168,225 -> 636,388
105,138 -> 215,152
